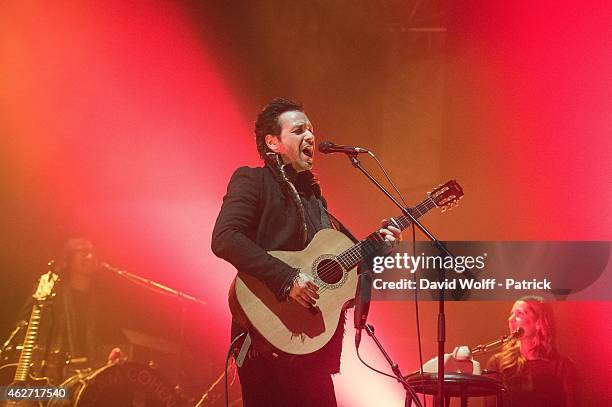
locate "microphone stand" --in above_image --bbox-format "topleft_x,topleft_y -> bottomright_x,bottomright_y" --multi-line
347,153 -> 456,407
363,324 -> 423,407
1,321 -> 27,358
101,263 -> 206,389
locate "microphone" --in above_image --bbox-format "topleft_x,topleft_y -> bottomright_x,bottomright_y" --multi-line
471,327 -> 526,355
354,272 -> 373,348
318,141 -> 369,155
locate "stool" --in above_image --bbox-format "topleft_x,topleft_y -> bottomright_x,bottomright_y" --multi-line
404,372 -> 506,407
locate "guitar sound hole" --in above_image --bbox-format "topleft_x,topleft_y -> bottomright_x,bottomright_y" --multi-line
316,259 -> 344,285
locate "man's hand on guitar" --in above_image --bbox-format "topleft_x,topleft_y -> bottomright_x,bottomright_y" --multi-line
380,219 -> 402,246
289,272 -> 320,308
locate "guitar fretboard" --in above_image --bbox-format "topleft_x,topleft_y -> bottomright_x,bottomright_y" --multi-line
336,196 -> 437,270
14,304 -> 42,382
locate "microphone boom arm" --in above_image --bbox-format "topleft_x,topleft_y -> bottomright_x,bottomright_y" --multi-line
101,262 -> 206,306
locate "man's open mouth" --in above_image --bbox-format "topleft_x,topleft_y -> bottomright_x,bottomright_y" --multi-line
302,146 -> 313,159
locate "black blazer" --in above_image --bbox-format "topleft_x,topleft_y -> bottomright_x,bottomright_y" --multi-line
211,163 -> 348,373
212,164 -> 333,299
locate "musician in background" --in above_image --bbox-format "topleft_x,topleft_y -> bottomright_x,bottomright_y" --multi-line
486,296 -> 580,407
211,97 -> 401,406
50,238 -> 100,367
8,238 -> 122,383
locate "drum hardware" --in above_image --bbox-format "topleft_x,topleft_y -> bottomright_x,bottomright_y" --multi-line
173,383 -> 197,406
0,346 -> 21,366
68,357 -> 88,365
47,361 -> 186,406
106,347 -> 126,365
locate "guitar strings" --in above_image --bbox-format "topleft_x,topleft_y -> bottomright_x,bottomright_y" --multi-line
316,239 -> 375,294
312,197 -> 438,294
314,227 -> 394,293
312,191 -> 458,296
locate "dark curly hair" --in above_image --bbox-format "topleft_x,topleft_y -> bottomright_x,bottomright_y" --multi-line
254,97 -> 303,159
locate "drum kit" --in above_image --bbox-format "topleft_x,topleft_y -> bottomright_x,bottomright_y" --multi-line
47,362 -> 183,407
0,263 -> 228,407
0,350 -> 224,407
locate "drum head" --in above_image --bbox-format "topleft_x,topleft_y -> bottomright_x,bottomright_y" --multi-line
73,362 -> 183,407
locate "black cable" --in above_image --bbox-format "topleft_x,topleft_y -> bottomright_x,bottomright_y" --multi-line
356,345 -> 396,380
225,332 -> 246,407
366,151 -> 426,407
357,340 -> 423,407
403,376 -> 424,407
367,152 -> 409,207
412,223 -> 426,406
366,152 -> 426,373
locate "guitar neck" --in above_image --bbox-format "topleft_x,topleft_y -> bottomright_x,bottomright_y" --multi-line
336,196 -> 437,271
14,303 -> 43,382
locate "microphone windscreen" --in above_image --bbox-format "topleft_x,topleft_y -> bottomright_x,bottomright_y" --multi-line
354,272 -> 373,329
318,141 -> 333,153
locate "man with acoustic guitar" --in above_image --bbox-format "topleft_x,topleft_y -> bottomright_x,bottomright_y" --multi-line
212,97 -> 401,406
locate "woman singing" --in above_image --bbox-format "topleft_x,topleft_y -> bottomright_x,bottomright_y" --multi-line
486,296 -> 580,407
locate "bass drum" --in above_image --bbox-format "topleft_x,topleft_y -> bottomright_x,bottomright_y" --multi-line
48,361 -> 184,407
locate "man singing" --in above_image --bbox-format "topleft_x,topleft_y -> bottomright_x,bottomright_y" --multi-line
212,97 -> 400,406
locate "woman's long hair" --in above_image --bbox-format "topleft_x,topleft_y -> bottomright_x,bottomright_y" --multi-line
498,296 -> 556,376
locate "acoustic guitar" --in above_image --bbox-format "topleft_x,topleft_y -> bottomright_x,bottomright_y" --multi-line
229,180 -> 463,355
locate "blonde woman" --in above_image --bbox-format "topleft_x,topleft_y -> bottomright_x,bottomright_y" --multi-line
486,296 -> 580,406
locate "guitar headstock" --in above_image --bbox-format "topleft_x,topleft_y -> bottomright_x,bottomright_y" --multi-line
32,271 -> 60,302
429,180 -> 464,212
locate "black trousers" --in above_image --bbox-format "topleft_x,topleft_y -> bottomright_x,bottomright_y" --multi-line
238,353 -> 337,407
